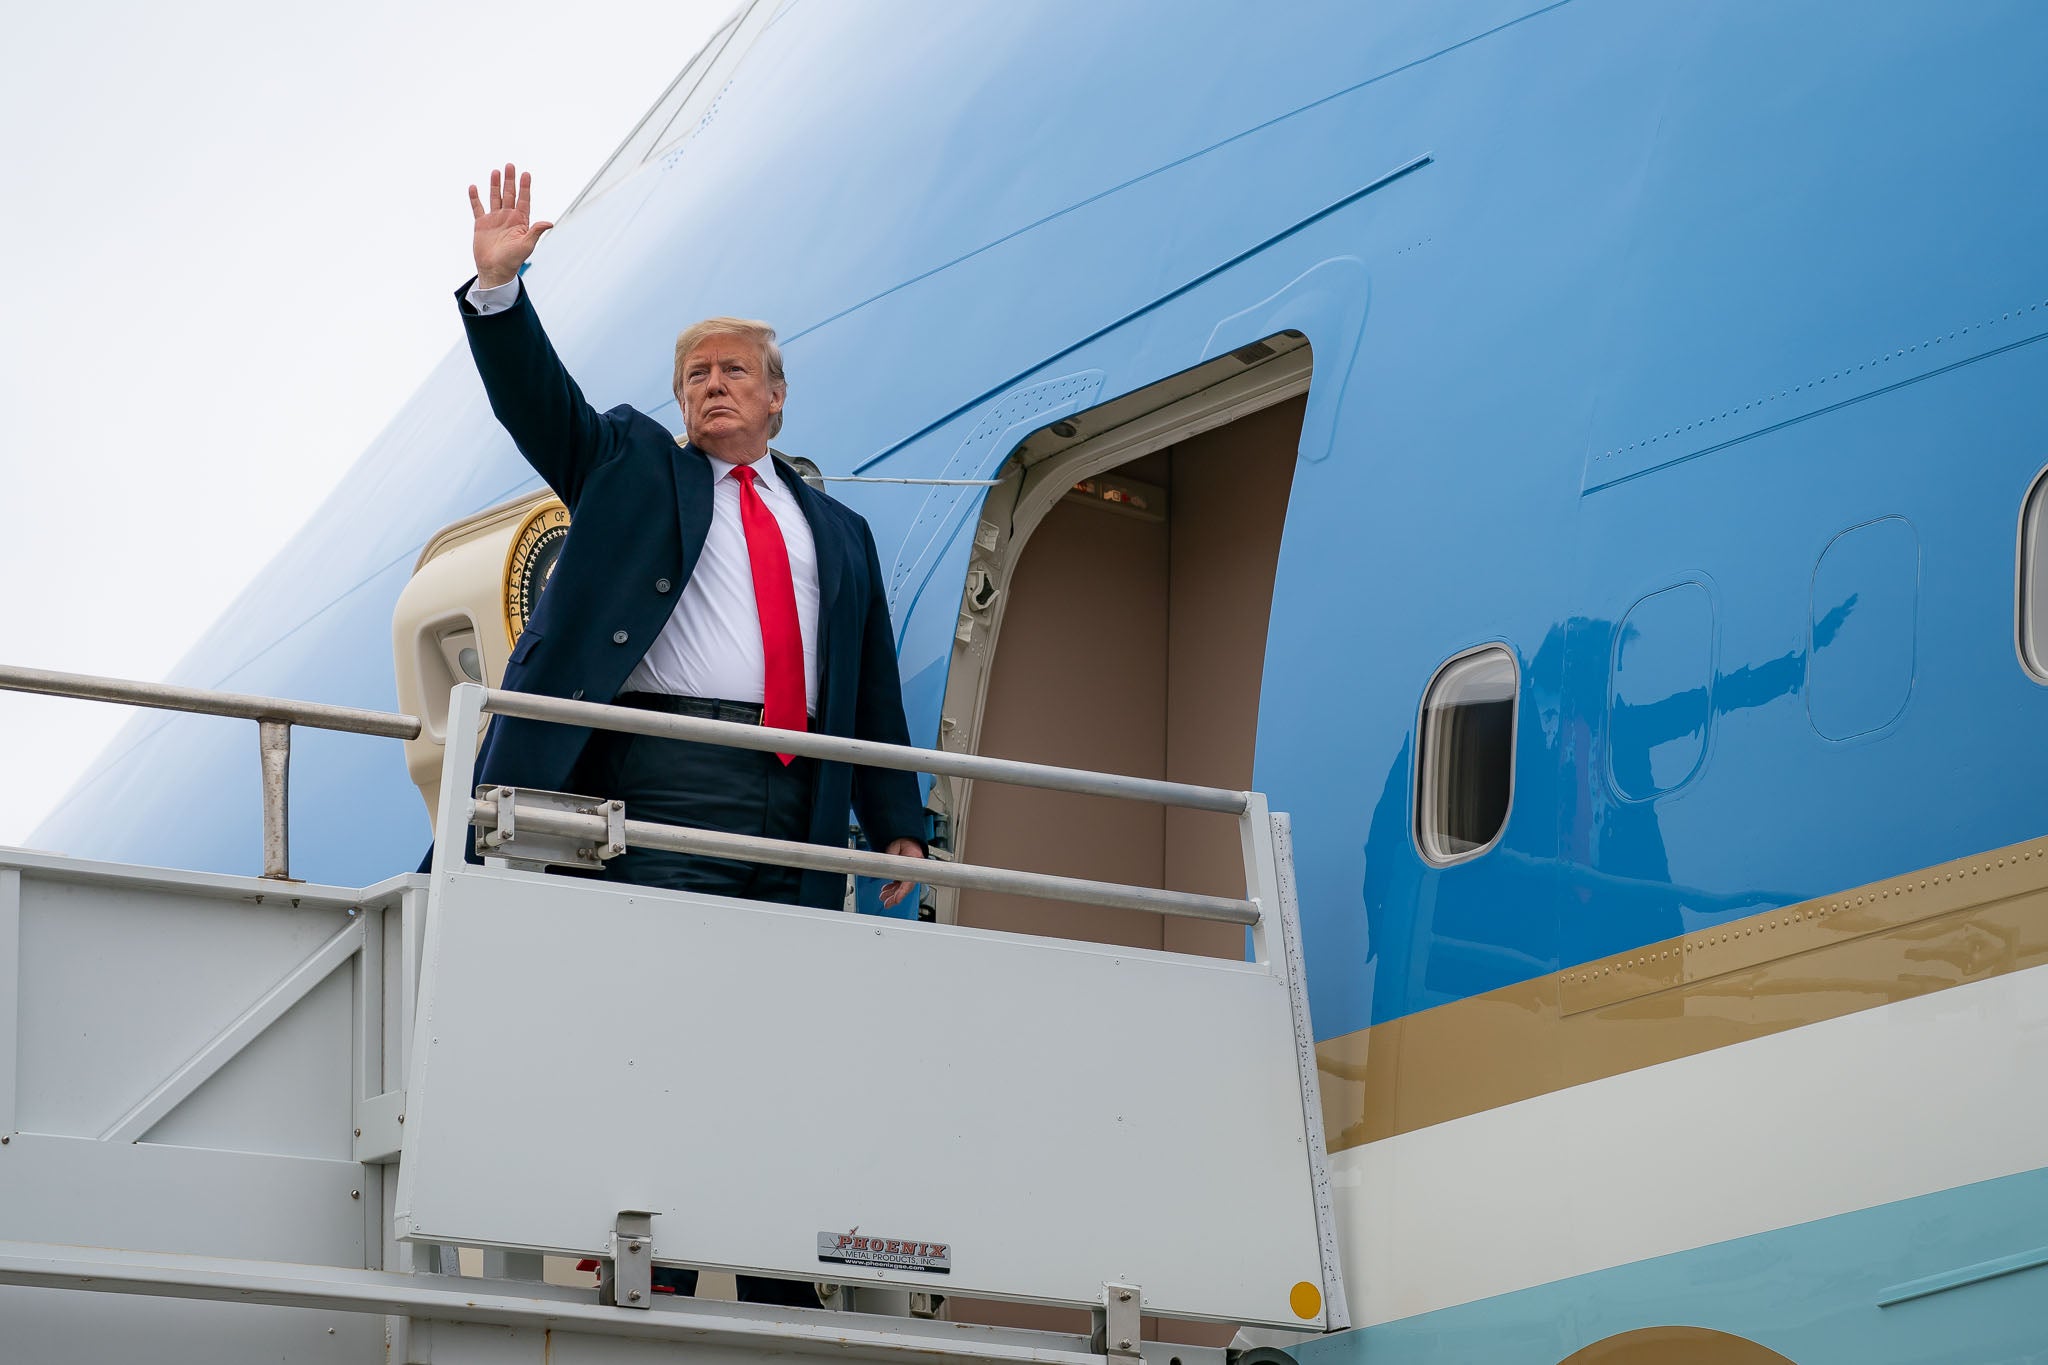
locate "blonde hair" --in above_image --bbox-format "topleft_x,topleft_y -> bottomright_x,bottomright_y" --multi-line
672,317 -> 787,438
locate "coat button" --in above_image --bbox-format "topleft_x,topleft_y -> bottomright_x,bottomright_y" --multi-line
571,689 -> 584,700
612,630 -> 629,645
654,577 -> 672,593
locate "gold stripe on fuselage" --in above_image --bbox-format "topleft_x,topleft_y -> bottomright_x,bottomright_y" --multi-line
1318,835 -> 2048,1152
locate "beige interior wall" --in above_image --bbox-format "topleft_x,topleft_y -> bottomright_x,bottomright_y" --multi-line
958,492 -> 1171,947
1161,398 -> 1304,956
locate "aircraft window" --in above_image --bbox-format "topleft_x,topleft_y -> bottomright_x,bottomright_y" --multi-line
2019,467 -> 2048,681
1416,646 -> 1517,865
1609,582 -> 1714,799
1809,516 -> 1918,739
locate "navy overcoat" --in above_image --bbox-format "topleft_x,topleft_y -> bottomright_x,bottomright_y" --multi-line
441,278 -> 927,908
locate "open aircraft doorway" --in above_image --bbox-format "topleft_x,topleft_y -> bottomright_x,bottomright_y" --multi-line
928,333 -> 1309,1336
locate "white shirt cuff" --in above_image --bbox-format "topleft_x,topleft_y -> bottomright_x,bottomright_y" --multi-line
466,276 -> 523,315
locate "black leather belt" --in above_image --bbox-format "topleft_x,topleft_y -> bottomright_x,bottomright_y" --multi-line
614,692 -> 765,726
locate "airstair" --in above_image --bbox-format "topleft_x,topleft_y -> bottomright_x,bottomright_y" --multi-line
0,665 -> 1347,1365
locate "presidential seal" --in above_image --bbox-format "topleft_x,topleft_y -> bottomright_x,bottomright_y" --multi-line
502,499 -> 570,647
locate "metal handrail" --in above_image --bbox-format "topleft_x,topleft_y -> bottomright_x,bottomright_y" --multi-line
0,665 -> 1262,924
482,689 -> 1250,814
0,664 -> 421,738
469,796 -> 1259,925
465,688 -> 1261,925
0,664 -> 422,881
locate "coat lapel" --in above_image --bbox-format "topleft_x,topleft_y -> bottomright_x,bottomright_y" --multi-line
774,456 -> 848,732
673,441 -> 715,583
775,454 -> 844,625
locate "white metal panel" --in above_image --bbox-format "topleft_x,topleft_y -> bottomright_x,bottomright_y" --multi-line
0,1133 -> 365,1263
0,854 -> 408,1363
13,869 -> 361,1137
397,865 -> 1328,1327
0,1289 -> 386,1364
141,965 -> 359,1158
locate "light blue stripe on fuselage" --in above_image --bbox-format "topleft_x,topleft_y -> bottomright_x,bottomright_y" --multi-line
1299,1167 -> 2048,1364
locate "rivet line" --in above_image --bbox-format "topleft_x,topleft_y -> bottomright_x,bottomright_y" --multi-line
1593,299 -> 2048,463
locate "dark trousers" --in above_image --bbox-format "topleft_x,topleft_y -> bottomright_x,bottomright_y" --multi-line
569,725 -> 817,902
568,717 -> 823,1308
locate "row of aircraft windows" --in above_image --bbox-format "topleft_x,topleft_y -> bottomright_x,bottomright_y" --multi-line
1420,465 -> 2048,867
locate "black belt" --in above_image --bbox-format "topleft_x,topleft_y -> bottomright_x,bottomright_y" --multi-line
614,692 -> 766,726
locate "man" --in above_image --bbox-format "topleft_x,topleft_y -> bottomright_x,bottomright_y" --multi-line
457,164 -> 928,1303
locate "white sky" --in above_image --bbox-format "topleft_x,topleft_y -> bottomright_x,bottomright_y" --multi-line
0,0 -> 733,843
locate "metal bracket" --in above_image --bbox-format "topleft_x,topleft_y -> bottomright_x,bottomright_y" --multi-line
1091,1282 -> 1142,1365
352,1089 -> 405,1164
476,786 -> 627,873
597,1210 -> 655,1309
258,719 -> 294,880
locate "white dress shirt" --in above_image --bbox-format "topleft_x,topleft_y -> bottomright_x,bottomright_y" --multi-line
469,277 -> 821,713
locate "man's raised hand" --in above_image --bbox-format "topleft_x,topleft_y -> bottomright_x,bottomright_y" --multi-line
469,164 -> 553,289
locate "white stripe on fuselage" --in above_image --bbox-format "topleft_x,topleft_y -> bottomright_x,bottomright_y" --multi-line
1329,960 -> 2048,1326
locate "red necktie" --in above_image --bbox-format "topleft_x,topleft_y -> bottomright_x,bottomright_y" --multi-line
731,464 -> 807,762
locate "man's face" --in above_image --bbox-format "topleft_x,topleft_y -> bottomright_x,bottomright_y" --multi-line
680,334 -> 783,458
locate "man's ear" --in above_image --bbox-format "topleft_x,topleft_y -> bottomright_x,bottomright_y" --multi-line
768,385 -> 786,418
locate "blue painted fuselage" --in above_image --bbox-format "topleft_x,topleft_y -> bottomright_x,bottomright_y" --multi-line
34,2 -> 2048,1359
